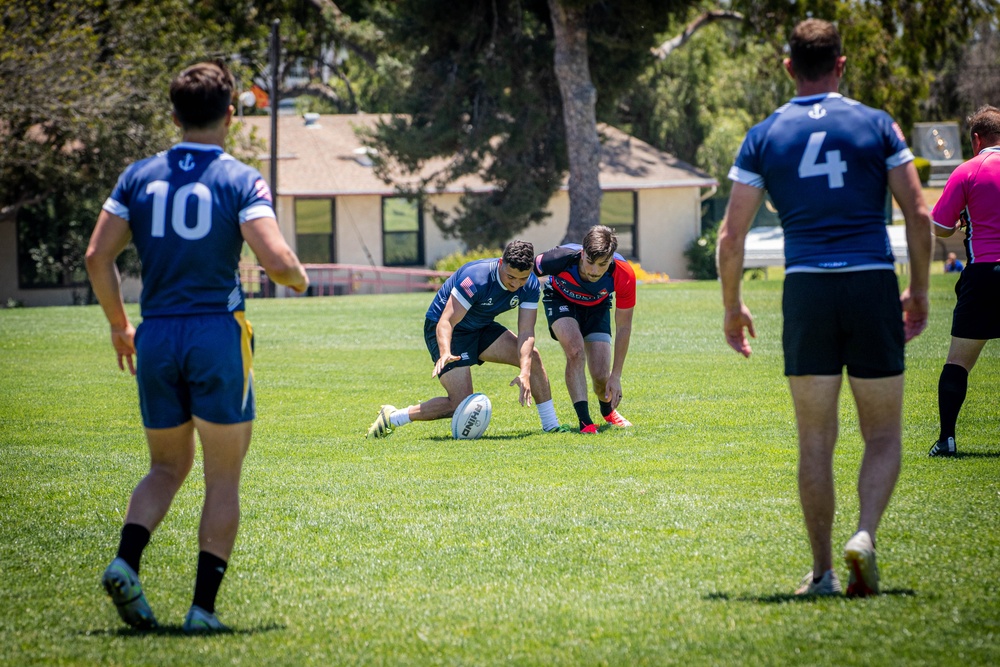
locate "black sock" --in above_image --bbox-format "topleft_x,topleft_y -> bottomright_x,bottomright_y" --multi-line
116,523 -> 151,574
573,401 -> 593,428
193,551 -> 228,614
598,400 -> 613,418
938,363 -> 968,441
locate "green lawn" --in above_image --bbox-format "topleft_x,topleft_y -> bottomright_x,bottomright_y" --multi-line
1,276 -> 997,666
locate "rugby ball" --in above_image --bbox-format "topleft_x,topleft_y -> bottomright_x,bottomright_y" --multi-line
451,393 -> 492,440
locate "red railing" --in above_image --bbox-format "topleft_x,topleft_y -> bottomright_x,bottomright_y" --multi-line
240,262 -> 453,298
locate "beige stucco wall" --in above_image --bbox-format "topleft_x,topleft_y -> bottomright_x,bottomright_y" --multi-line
519,192 -> 571,256
635,188 -> 702,279
422,193 -> 466,266
320,186 -> 700,278
334,195 -> 382,265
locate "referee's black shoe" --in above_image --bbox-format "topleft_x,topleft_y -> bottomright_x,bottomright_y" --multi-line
929,437 -> 957,457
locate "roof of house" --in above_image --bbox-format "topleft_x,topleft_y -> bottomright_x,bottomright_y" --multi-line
239,113 -> 716,197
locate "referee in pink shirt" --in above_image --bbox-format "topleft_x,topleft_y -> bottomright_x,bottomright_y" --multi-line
928,105 -> 1000,457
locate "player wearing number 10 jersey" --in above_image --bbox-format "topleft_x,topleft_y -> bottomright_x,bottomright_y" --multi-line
86,61 -> 307,634
717,19 -> 931,600
104,143 -> 275,316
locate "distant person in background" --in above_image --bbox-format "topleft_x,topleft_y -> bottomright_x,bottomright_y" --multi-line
717,19 -> 931,598
944,252 -> 964,273
366,240 -> 569,438
86,60 -> 308,633
928,105 -> 1000,457
533,225 -> 636,434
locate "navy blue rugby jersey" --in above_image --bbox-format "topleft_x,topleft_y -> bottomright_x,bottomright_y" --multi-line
425,258 -> 540,332
729,93 -> 913,272
102,142 -> 275,316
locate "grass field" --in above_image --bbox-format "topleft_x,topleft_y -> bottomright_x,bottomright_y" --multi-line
1,276 -> 997,666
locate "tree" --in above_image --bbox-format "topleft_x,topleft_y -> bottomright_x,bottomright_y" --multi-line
547,0 -> 601,243
0,0 -> 245,288
732,0 -> 999,135
358,0 -> 693,247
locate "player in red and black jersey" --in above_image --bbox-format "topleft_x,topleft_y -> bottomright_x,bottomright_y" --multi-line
533,225 -> 636,433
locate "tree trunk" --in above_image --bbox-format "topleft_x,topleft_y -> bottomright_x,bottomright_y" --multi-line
548,0 -> 602,244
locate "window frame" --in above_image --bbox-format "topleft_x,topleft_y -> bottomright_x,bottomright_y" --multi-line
381,196 -> 424,267
293,197 -> 336,264
600,189 -> 638,260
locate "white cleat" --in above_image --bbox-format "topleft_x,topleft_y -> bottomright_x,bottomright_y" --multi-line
366,405 -> 396,439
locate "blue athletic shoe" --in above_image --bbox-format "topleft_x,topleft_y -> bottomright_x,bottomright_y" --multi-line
183,605 -> 230,633
102,558 -> 157,629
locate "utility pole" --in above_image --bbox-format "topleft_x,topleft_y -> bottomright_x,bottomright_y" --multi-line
269,19 -> 280,213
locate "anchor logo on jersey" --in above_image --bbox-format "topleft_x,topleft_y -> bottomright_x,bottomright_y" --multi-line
509,296 -> 520,308
808,103 -> 827,120
178,153 -> 196,171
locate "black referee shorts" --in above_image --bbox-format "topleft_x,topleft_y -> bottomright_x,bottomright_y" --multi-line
951,262 -> 1000,340
782,270 -> 904,378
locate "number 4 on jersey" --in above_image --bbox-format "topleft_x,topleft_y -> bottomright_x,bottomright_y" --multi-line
798,131 -> 847,189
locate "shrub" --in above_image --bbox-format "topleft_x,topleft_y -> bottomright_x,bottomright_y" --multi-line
913,156 -> 931,185
684,224 -> 719,280
431,246 -> 503,283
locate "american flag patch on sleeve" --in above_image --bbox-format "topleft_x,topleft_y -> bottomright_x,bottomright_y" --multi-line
460,276 -> 477,298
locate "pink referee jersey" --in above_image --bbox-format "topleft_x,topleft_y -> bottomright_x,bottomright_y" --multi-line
931,146 -> 1000,263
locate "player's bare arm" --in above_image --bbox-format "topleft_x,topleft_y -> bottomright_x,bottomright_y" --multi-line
241,216 -> 309,293
432,296 -> 468,378
605,306 -> 633,408
511,307 -> 537,406
717,182 -> 765,357
85,210 -> 137,374
887,162 -> 932,341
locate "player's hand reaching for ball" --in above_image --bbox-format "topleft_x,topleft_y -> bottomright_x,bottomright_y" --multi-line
510,372 -> 532,406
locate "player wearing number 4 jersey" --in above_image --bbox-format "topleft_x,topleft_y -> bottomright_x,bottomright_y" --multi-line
87,60 -> 308,632
718,19 -> 931,597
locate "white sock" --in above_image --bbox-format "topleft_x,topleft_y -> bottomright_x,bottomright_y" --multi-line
390,408 -> 412,427
536,399 -> 559,431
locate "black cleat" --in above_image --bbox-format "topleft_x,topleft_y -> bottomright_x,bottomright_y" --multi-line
928,437 -> 957,457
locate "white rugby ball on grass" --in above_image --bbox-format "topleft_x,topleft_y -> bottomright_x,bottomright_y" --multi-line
451,393 -> 492,440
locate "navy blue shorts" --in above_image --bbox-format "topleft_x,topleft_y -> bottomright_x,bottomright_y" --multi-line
782,271 -> 904,378
135,313 -> 255,428
542,287 -> 612,344
951,262 -> 1000,340
424,318 -> 507,376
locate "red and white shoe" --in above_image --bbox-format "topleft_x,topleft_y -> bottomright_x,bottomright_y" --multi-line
580,423 -> 599,434
603,410 -> 632,427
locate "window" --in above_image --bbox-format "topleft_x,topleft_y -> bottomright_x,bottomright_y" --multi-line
294,198 -> 335,263
600,190 -> 637,259
382,197 -> 423,266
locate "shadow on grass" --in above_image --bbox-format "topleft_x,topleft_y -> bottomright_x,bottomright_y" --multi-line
82,623 -> 285,638
704,589 -> 917,604
425,432 -> 548,442
952,450 -> 1000,459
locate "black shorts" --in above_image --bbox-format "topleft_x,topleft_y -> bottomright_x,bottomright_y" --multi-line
951,262 -> 1000,340
542,287 -> 612,343
782,270 -> 904,378
424,318 -> 507,376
